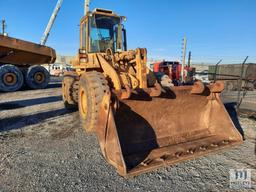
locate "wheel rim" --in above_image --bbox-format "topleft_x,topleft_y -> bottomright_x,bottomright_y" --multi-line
79,88 -> 88,118
3,72 -> 17,86
34,72 -> 45,84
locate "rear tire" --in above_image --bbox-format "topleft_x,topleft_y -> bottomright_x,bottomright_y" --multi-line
0,64 -> 24,92
25,65 -> 50,89
78,71 -> 109,133
62,72 -> 79,110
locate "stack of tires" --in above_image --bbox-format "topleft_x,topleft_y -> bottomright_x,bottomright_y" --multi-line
0,64 -> 50,92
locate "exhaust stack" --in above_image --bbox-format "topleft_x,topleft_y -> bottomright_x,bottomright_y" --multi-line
85,0 -> 91,15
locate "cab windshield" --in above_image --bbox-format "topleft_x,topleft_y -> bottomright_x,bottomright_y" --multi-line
89,14 -> 121,53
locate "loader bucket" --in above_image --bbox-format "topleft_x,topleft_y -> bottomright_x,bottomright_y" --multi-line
97,82 -> 243,177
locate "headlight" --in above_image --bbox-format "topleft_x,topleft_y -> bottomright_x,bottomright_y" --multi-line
80,58 -> 87,63
79,49 -> 86,54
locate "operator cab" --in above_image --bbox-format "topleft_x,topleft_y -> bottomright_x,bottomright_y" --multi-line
80,9 -> 127,54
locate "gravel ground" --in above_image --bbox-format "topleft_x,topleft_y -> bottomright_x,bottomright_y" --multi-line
0,79 -> 255,192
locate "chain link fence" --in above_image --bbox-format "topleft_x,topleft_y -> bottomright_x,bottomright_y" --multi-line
208,63 -> 256,112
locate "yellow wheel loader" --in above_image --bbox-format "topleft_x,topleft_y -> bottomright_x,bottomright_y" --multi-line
62,8 -> 243,177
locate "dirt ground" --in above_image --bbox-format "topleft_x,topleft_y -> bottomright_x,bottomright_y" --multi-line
0,78 -> 255,192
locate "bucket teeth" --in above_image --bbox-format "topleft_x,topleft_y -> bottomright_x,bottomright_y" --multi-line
175,152 -> 183,158
200,146 -> 207,151
187,149 -> 195,154
161,154 -> 169,160
141,159 -> 153,166
211,143 -> 219,147
222,140 -> 229,144
97,85 -> 243,177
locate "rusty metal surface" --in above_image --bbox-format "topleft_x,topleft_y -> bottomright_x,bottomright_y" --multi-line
97,83 -> 243,177
0,35 -> 56,65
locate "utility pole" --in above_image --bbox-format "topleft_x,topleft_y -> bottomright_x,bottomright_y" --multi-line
187,51 -> 191,68
181,36 -> 187,82
1,19 -> 6,35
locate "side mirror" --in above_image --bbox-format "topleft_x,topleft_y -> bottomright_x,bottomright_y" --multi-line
121,16 -> 127,22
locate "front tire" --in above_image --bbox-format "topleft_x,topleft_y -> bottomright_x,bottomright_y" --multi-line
0,64 -> 24,92
78,71 -> 109,133
62,72 -> 79,110
25,65 -> 50,89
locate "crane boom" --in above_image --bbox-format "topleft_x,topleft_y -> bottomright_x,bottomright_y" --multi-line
40,0 -> 63,45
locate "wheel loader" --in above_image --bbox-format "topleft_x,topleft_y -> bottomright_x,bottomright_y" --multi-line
62,8 -> 243,177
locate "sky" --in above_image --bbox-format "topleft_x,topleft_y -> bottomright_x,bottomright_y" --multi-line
0,0 -> 256,64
